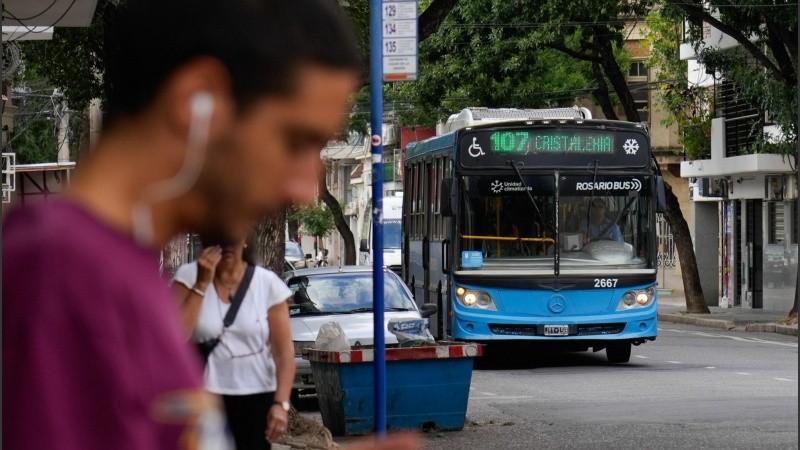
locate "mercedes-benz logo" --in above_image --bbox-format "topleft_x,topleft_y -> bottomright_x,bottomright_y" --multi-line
548,295 -> 566,314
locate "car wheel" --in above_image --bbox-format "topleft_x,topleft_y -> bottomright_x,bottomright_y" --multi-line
606,342 -> 631,363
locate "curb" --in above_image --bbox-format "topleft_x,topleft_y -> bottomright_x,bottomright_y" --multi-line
657,312 -> 735,330
744,323 -> 799,337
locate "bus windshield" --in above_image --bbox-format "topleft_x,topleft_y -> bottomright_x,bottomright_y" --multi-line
459,175 -> 556,273
558,175 -> 654,273
383,220 -> 402,249
457,174 -> 655,273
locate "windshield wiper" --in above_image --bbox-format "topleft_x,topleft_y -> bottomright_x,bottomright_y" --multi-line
507,161 -> 556,236
346,307 -> 374,313
585,160 -> 599,237
344,307 -> 413,314
291,310 -> 350,317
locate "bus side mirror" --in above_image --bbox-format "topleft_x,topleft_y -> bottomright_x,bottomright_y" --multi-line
359,239 -> 370,252
441,177 -> 455,217
656,176 -> 667,213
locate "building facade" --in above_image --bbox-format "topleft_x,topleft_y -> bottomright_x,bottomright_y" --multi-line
320,124 -> 401,266
678,15 -> 798,312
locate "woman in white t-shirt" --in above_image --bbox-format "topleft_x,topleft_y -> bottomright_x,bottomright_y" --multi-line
172,239 -> 295,450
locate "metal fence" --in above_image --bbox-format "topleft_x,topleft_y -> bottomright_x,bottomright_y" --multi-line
656,213 -> 676,269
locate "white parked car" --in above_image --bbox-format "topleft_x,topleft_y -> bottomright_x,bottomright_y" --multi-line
285,241 -> 311,269
285,266 -> 437,395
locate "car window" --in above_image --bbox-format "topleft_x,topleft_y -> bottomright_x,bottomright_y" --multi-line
285,242 -> 304,257
286,273 -> 415,316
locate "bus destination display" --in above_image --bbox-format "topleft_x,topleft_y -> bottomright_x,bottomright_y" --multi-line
489,130 -> 615,155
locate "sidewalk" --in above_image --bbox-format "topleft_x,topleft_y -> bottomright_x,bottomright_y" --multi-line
657,296 -> 798,337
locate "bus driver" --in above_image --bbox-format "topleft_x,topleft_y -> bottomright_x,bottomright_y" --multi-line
584,198 -> 624,243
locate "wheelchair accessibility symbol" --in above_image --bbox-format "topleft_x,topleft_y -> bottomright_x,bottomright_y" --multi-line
468,137 -> 485,157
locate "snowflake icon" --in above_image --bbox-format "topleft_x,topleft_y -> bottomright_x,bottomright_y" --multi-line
623,139 -> 640,155
490,180 -> 503,194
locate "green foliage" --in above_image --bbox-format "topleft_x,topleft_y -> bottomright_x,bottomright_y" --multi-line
18,1 -> 111,109
658,0 -> 797,158
371,0 -> 606,127
645,9 -> 713,159
289,203 -> 336,239
11,120 -> 57,165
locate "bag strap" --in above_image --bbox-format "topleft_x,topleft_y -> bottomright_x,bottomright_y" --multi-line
222,265 -> 255,328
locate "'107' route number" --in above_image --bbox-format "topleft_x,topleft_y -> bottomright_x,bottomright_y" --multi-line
594,278 -> 618,288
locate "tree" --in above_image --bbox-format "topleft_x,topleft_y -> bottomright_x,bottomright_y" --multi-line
656,0 -> 798,319
9,119 -> 57,164
661,0 -> 796,156
253,213 -> 288,275
318,170 -> 357,265
18,0 -> 111,112
645,11 -> 713,160
289,202 -> 336,252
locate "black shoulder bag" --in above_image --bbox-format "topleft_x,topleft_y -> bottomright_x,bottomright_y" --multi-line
196,265 -> 256,363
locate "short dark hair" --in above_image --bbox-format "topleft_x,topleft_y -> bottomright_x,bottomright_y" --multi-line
103,0 -> 362,127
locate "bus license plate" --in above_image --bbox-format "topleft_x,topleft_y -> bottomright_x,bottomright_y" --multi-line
544,325 -> 569,336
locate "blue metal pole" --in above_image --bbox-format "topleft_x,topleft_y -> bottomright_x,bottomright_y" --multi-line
369,0 -> 387,437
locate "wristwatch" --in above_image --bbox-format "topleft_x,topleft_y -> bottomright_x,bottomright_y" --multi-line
274,400 -> 291,412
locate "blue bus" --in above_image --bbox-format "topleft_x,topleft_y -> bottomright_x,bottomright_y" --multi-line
402,107 -> 665,362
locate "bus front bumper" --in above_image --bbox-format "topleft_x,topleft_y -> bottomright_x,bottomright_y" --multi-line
451,305 -> 657,342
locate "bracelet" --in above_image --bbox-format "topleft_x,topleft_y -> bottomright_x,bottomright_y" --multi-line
190,286 -> 206,297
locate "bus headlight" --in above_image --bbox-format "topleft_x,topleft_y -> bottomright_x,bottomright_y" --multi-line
622,292 -> 636,306
477,293 -> 493,307
455,287 -> 497,310
463,292 -> 478,306
617,286 -> 656,311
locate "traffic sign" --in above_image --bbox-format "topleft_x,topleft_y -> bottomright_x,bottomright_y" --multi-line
382,0 -> 417,82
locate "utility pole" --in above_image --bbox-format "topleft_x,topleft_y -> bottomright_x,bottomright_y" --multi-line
369,0 -> 387,437
56,98 -> 70,164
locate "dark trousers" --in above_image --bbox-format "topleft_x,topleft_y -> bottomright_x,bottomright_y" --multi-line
222,392 -> 275,450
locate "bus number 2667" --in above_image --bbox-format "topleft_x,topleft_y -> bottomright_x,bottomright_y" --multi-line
594,278 -> 618,288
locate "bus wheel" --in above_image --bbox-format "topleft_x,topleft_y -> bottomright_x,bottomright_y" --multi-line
606,342 -> 631,363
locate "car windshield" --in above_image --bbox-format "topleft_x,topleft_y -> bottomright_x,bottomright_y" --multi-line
286,272 -> 416,316
285,242 -> 303,258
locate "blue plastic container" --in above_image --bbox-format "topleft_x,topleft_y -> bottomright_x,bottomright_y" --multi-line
305,343 -> 482,436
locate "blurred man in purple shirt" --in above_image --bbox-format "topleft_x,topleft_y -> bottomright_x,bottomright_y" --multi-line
3,1 -> 361,448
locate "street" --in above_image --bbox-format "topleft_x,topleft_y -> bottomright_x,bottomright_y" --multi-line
304,322 -> 798,449
424,323 -> 798,449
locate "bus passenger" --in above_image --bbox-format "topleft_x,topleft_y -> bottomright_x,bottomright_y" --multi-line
584,198 -> 624,243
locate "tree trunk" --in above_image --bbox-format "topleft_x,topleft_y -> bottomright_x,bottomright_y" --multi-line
254,212 -> 286,276
788,270 -> 798,323
318,175 -> 356,265
418,0 -> 461,42
595,32 -> 641,123
663,181 -> 710,313
591,61 -> 619,120
788,162 -> 799,324
592,47 -> 707,313
287,216 -> 300,242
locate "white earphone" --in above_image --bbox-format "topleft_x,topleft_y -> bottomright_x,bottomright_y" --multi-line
132,91 -> 215,246
190,91 -> 214,120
